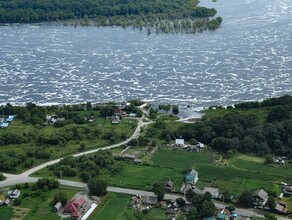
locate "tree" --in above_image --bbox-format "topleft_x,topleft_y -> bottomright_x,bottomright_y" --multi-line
267,196 -> 276,211
0,173 -> 5,181
264,213 -> 277,220
53,191 -> 68,205
176,198 -> 186,207
199,200 -> 216,219
88,178 -> 108,196
185,188 -> 195,202
152,183 -> 165,201
267,106 -> 290,123
186,208 -> 198,220
238,190 -> 252,207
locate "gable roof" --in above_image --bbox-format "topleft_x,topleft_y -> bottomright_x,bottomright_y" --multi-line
63,197 -> 85,217
188,169 -> 198,176
252,189 -> 268,201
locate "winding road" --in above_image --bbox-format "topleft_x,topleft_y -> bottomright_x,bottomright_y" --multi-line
0,118 -> 151,188
0,118 -> 290,220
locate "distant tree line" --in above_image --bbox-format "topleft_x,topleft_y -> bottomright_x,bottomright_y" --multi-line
0,0 -> 222,34
176,95 -> 292,157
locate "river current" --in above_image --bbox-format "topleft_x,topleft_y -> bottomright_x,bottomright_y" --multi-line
0,0 -> 291,110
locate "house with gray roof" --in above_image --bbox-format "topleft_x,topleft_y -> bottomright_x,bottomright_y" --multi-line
252,189 -> 268,207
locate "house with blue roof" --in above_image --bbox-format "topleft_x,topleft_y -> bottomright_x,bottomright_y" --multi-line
185,169 -> 198,185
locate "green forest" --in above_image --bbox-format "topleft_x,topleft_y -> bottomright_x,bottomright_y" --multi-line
176,95 -> 292,157
0,0 -> 222,34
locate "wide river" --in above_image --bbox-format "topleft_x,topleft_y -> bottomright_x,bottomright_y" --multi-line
0,0 -> 291,110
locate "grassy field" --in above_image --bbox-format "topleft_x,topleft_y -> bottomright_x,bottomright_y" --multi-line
0,206 -> 14,220
89,193 -> 166,220
202,107 -> 271,124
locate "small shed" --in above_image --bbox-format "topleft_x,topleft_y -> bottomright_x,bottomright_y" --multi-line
124,154 -> 136,160
53,202 -> 62,212
175,139 -> 185,147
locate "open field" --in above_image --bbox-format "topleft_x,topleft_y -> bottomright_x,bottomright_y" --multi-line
89,193 -> 166,220
34,147 -> 292,196
0,206 -> 14,220
202,107 -> 272,124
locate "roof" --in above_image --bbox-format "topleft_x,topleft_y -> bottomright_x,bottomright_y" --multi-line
1,122 -> 8,128
54,202 -> 62,210
252,189 -> 268,201
204,187 -> 219,197
275,203 -> 288,214
142,195 -> 158,205
81,203 -> 98,220
124,154 -> 136,159
283,185 -> 292,192
175,139 -> 184,145
164,180 -> 174,188
63,197 -> 85,217
188,169 -> 198,176
6,115 -> 15,122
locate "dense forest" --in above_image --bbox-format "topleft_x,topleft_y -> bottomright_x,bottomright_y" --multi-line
0,0 -> 222,34
176,95 -> 292,157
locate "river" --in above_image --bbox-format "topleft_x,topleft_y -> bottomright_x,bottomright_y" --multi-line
0,0 -> 291,111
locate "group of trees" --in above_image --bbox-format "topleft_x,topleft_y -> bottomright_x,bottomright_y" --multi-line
48,150 -> 116,183
176,95 -> 292,157
184,190 -> 216,220
0,0 -> 222,34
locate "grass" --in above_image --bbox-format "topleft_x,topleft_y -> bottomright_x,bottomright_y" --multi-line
0,206 -> 14,220
202,107 -> 271,124
89,193 -> 166,220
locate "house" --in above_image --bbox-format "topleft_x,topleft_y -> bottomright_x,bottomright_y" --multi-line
141,195 -> 158,205
0,199 -> 10,206
197,142 -> 205,148
114,107 -> 122,115
203,187 -> 219,199
1,122 -> 8,128
216,213 -> 229,220
274,202 -> 288,214
7,189 -> 20,199
63,197 -> 85,218
283,185 -> 292,194
164,180 -> 174,192
252,189 -> 268,207
53,202 -> 62,212
111,115 -> 120,124
6,115 -> 15,122
175,138 -> 185,147
124,154 -> 136,160
185,169 -> 198,185
129,113 -> 136,117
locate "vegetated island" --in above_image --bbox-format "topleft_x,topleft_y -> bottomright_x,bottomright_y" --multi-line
0,0 -> 223,34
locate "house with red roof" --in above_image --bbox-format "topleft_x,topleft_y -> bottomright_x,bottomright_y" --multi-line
63,197 -> 85,218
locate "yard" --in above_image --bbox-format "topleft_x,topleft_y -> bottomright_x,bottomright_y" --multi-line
89,193 -> 166,220
18,187 -> 80,220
